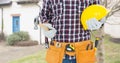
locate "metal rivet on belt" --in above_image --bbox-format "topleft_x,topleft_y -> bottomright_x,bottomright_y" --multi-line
56,42 -> 61,48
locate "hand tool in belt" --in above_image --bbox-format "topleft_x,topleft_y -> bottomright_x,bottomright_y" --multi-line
86,42 -> 93,50
95,37 -> 100,50
65,44 -> 75,52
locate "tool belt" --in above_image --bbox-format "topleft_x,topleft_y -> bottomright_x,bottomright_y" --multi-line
46,40 -> 96,63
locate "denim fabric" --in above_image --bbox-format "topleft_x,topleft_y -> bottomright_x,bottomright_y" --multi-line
62,55 -> 76,63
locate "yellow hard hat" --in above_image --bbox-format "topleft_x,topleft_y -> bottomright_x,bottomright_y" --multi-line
81,5 -> 109,30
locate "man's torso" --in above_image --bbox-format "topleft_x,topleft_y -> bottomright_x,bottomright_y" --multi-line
50,0 -> 91,42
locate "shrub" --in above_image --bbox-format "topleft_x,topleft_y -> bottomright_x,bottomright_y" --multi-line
14,31 -> 30,41
7,31 -> 30,46
7,34 -> 21,45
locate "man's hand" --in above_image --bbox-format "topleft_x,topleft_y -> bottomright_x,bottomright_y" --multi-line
86,18 -> 106,30
39,23 -> 57,38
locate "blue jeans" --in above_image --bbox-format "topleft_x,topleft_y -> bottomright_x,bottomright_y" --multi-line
62,55 -> 76,63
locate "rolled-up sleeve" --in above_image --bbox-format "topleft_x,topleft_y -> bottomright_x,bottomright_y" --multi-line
40,0 -> 52,23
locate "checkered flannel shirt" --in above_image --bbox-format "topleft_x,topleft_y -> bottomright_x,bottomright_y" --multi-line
40,0 -> 100,43
40,0 -> 100,60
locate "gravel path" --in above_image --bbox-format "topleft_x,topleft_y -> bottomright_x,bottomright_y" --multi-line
0,42 -> 45,63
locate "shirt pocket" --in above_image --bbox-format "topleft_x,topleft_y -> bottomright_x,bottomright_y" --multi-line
51,2 -> 63,16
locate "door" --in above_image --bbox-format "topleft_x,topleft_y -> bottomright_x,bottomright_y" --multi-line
12,16 -> 20,32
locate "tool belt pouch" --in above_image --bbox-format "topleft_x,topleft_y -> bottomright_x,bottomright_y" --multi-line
77,49 -> 96,63
75,40 -> 96,63
46,44 -> 65,63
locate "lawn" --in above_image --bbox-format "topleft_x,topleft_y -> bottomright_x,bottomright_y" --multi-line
9,35 -> 120,63
9,49 -> 47,63
104,36 -> 120,63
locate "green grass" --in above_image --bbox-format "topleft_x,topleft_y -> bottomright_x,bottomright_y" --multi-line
9,35 -> 120,63
9,49 -> 47,63
104,36 -> 120,63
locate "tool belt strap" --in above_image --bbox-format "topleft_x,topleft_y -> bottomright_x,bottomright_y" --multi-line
52,40 -> 92,56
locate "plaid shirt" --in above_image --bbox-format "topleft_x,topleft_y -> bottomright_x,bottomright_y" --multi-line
40,0 -> 100,42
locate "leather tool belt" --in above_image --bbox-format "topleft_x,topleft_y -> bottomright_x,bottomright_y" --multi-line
46,40 -> 96,63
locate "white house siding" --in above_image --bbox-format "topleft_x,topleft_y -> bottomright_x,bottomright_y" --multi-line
104,15 -> 120,38
1,3 -> 45,44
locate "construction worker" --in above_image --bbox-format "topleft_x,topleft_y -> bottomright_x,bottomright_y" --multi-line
39,0 -> 106,63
